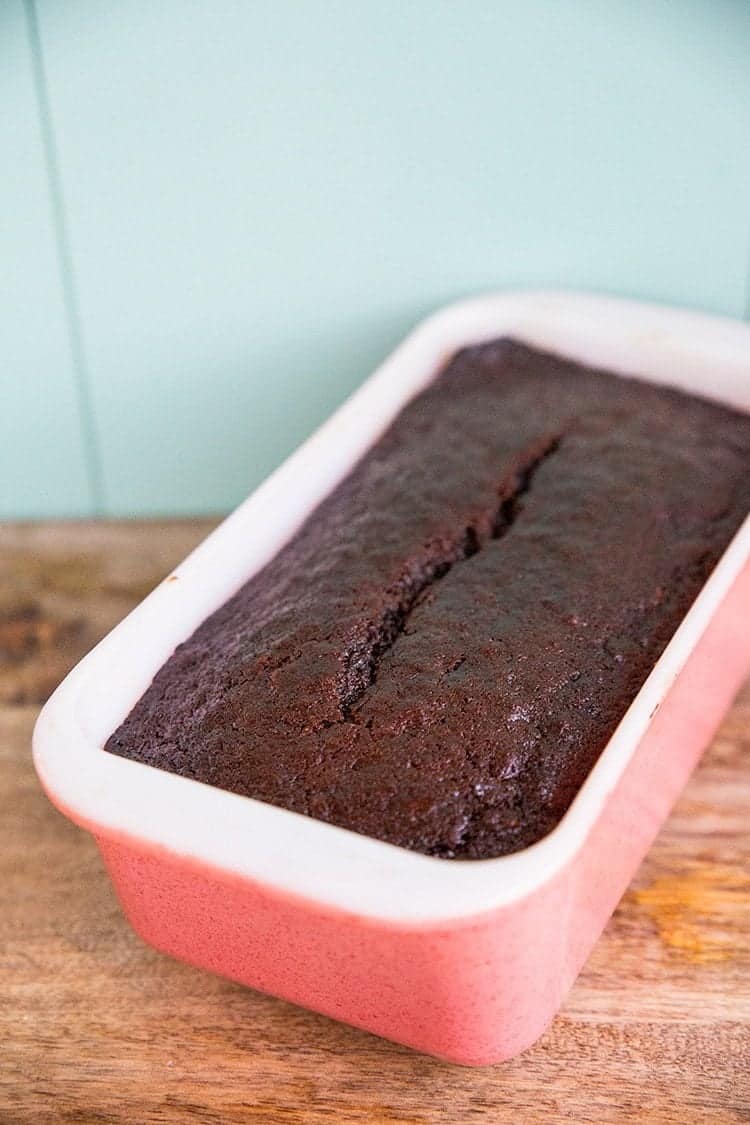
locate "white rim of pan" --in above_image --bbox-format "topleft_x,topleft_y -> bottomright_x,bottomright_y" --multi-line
33,290 -> 750,926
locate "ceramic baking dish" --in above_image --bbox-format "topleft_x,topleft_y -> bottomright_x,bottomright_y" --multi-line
34,291 -> 750,1066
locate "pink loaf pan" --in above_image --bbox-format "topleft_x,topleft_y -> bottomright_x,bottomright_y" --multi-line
34,291 -> 750,1066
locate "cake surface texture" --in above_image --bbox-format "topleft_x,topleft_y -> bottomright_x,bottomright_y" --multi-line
106,340 -> 750,858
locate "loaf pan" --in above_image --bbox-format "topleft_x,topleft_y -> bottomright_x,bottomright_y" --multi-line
34,291 -> 750,1065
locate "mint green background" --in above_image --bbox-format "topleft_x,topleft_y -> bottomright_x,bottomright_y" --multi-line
3,0 -> 750,519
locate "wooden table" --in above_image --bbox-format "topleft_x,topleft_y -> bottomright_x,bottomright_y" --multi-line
2,521 -> 748,1124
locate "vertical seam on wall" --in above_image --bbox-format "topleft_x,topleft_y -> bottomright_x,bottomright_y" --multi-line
24,0 -> 106,515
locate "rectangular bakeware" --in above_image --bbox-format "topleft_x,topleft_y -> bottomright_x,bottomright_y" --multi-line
34,292 -> 750,1065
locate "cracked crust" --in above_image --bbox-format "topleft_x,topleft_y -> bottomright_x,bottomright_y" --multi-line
337,432 -> 563,717
105,340 -> 750,858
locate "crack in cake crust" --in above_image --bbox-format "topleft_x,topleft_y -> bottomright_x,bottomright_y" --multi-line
337,433 -> 563,718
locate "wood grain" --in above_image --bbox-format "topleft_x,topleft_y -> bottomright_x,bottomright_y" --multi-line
1,521 -> 748,1125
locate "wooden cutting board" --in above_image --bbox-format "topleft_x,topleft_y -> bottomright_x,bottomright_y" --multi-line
1,521 -> 748,1125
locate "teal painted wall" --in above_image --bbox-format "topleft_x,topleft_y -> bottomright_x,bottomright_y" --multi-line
1,1 -> 93,518
3,0 -> 750,518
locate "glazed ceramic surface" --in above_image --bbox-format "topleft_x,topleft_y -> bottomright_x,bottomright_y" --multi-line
34,292 -> 750,1064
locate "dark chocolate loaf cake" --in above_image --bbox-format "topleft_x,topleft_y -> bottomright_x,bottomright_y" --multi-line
106,340 -> 750,859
